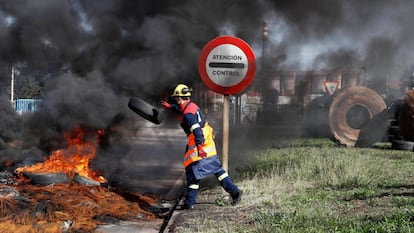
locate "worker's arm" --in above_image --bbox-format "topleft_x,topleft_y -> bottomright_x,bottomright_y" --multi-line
183,113 -> 204,145
161,101 -> 180,114
184,111 -> 207,158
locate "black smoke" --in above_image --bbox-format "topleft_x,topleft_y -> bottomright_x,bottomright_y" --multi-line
0,0 -> 414,190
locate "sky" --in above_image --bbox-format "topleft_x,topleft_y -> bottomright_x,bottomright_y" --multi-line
0,0 -> 413,182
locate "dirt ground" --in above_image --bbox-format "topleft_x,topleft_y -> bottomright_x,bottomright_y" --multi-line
164,178 -> 248,233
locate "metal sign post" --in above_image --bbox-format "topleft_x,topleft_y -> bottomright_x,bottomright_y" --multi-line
198,36 -> 256,172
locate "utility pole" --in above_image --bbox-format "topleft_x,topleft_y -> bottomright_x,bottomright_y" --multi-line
10,65 -> 15,107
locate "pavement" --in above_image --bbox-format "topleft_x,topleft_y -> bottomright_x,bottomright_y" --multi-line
96,220 -> 166,233
93,123 -> 291,232
95,177 -> 185,233
95,125 -> 187,233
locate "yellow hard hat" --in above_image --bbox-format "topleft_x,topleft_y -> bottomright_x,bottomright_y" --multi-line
171,84 -> 192,97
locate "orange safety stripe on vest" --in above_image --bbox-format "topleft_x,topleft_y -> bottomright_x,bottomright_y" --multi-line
183,122 -> 217,167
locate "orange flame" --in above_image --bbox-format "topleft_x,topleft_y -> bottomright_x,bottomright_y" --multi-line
16,126 -> 107,183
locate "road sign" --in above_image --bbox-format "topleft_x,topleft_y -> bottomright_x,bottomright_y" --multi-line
198,36 -> 256,95
323,81 -> 340,95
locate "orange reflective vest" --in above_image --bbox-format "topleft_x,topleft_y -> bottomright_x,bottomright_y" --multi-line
183,122 -> 217,168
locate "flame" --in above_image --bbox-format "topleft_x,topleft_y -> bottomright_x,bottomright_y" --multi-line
16,126 -> 107,183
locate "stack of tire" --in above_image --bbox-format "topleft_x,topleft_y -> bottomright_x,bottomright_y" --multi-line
326,86 -> 414,151
393,90 -> 414,151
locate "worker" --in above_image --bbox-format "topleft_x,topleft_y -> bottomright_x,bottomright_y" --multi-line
161,84 -> 242,210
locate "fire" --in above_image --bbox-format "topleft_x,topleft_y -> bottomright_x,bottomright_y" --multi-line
16,126 -> 107,183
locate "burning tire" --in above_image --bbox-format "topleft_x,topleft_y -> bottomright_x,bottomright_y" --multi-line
328,86 -> 387,147
22,172 -> 70,186
73,174 -> 103,186
398,90 -> 414,141
128,97 -> 164,124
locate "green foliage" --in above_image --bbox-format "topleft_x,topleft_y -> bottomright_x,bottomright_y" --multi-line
15,75 -> 43,98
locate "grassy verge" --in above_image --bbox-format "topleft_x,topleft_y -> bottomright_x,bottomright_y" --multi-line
173,138 -> 414,233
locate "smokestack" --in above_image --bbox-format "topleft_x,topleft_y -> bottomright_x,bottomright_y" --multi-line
262,21 -> 268,72
260,20 -> 269,88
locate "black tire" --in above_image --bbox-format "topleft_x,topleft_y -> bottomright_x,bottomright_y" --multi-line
399,90 -> 414,141
302,95 -> 333,137
128,97 -> 164,124
391,140 -> 414,151
73,174 -> 102,186
23,172 -> 70,186
355,110 -> 389,147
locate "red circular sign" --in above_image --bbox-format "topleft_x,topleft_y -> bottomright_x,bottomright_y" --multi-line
198,36 -> 256,95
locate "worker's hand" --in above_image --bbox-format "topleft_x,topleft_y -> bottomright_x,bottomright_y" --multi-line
197,145 -> 207,158
160,100 -> 171,109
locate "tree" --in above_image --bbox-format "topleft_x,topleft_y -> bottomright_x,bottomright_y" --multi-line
15,75 -> 43,99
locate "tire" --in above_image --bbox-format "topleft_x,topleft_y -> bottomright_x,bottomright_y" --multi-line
328,86 -> 387,147
302,95 -> 333,137
398,90 -> 414,141
355,110 -> 391,147
391,140 -> 414,151
23,172 -> 70,186
128,97 -> 164,124
73,174 -> 102,186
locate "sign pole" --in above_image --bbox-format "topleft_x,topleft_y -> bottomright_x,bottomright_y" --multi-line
222,94 -> 230,171
198,35 -> 256,174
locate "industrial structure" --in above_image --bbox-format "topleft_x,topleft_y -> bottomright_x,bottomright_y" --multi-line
191,66 -> 413,149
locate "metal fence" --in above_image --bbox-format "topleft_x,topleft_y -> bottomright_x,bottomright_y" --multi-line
14,99 -> 43,113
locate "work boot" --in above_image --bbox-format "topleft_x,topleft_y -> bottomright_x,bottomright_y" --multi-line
231,190 -> 242,206
180,203 -> 194,210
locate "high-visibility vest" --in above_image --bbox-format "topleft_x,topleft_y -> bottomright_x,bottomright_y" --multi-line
183,122 -> 217,167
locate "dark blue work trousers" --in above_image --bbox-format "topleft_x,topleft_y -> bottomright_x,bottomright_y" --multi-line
185,164 -> 239,207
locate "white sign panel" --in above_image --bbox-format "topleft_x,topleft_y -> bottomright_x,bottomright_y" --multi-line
199,35 -> 256,95
205,44 -> 248,87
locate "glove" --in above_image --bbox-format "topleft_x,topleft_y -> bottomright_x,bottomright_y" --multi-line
160,100 -> 171,109
197,145 -> 207,158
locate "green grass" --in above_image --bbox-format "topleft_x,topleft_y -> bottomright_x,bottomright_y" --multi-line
174,137 -> 414,233
241,145 -> 413,189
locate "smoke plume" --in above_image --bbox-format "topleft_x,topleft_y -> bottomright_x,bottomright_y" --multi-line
0,0 -> 414,191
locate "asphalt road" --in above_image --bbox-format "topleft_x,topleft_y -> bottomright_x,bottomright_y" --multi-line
95,122 -> 300,232
109,126 -> 185,196
96,125 -> 187,233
